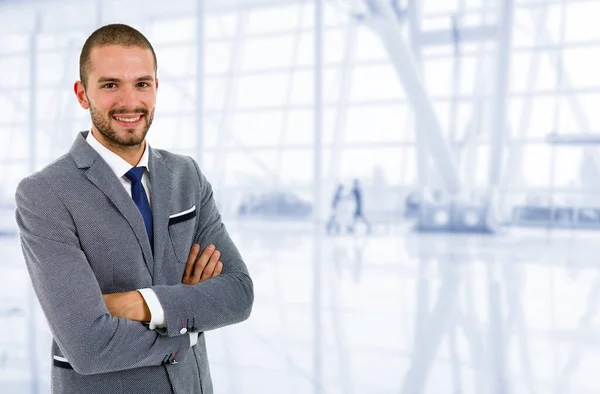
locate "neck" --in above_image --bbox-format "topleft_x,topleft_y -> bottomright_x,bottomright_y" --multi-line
91,128 -> 145,167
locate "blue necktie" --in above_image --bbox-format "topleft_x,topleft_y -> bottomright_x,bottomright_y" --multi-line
125,167 -> 153,249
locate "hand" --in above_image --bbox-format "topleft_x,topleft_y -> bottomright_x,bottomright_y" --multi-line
181,243 -> 223,285
103,291 -> 150,322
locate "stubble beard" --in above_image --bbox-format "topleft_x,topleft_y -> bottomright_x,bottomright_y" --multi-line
88,99 -> 155,151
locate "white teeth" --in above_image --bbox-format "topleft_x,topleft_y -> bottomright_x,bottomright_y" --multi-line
114,116 -> 141,123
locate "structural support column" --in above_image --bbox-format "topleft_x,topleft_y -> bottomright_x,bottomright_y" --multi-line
487,0 -> 515,211
28,13 -> 40,394
196,0 -> 205,166
365,2 -> 461,195
407,0 -> 430,203
312,1 -> 324,393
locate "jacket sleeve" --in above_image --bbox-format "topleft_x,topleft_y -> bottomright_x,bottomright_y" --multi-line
150,157 -> 254,337
15,175 -> 192,375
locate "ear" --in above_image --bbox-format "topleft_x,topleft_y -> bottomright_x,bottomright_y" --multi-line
74,81 -> 90,110
155,77 -> 159,90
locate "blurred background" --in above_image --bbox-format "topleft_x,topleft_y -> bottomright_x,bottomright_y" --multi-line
2,0 -> 600,393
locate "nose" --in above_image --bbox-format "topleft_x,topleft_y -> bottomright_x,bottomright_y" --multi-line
116,85 -> 139,109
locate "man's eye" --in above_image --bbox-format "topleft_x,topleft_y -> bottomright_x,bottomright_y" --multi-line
138,82 -> 150,87
102,83 -> 116,89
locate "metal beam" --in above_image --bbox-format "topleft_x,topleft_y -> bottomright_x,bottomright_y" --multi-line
0,0 -> 304,35
486,0 -> 515,222
273,2 -> 308,191
327,19 -> 358,183
196,0 -> 205,166
27,12 -> 40,394
312,4 -> 324,394
212,11 -> 247,194
501,5 -> 549,191
417,25 -> 498,47
546,133 -> 600,145
363,1 -> 462,195
407,0 -> 430,204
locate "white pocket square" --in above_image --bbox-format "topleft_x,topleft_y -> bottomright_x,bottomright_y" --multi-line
169,205 -> 196,219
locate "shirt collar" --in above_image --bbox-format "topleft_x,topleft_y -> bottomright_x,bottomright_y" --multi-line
86,130 -> 150,178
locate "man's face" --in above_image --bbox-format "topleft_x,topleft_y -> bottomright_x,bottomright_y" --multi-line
74,45 -> 158,148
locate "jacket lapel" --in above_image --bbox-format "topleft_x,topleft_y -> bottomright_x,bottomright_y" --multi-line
69,131 -> 155,277
148,147 -> 173,280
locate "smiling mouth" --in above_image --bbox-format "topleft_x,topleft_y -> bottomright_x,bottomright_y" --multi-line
112,114 -> 144,125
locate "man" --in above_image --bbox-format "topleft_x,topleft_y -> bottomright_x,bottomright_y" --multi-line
348,178 -> 371,234
15,24 -> 253,394
325,183 -> 344,235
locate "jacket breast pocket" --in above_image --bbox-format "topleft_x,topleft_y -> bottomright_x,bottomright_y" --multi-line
168,206 -> 197,264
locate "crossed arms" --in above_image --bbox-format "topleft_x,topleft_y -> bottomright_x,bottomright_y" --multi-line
104,243 -> 225,322
15,165 -> 253,375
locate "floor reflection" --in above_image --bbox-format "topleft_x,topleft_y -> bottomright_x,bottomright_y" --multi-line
2,223 -> 600,393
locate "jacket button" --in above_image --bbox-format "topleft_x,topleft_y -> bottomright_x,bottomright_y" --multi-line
180,327 -> 188,334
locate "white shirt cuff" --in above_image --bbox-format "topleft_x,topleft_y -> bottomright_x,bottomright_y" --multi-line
137,288 -> 166,330
189,332 -> 198,347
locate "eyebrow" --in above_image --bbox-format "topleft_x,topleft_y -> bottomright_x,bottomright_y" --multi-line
97,75 -> 155,84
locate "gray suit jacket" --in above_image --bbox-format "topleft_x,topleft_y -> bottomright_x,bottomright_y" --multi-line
15,131 -> 254,394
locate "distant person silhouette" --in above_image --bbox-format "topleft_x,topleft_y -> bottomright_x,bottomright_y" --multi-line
326,184 -> 345,235
348,178 -> 371,234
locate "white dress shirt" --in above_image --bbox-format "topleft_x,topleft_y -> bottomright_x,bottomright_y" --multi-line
86,130 -> 197,346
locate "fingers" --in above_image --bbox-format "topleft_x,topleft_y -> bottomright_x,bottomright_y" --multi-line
182,244 -> 201,284
200,249 -> 221,281
190,244 -> 216,284
214,261 -> 223,276
182,244 -> 224,285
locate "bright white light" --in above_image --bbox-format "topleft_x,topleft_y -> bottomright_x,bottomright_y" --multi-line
434,210 -> 449,226
464,211 -> 479,227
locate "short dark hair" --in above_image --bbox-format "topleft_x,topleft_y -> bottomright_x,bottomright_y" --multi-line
79,23 -> 157,88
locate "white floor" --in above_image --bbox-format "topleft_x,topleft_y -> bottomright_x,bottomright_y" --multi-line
2,220 -> 600,393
